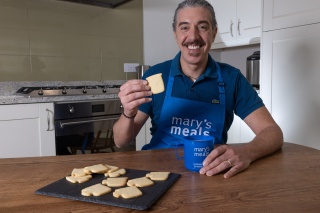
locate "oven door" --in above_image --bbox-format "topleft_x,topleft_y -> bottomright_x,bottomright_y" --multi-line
55,114 -> 120,155
55,114 -> 120,136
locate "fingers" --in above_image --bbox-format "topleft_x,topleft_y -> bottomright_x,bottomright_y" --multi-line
202,145 -> 228,167
118,80 -> 152,116
199,145 -> 250,179
223,164 -> 240,179
200,159 -> 233,176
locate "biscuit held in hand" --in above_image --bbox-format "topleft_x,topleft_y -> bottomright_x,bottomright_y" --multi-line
113,186 -> 143,199
146,73 -> 164,94
81,183 -> 112,196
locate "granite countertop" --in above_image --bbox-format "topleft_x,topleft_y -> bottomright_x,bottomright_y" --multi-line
0,81 -> 126,105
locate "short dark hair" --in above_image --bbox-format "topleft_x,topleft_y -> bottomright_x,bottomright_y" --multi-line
172,0 -> 218,31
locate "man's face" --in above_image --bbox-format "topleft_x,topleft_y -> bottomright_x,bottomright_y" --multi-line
174,6 -> 217,66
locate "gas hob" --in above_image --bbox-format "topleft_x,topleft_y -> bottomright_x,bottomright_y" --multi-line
15,85 -> 120,97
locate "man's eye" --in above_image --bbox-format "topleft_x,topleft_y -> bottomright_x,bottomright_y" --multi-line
198,24 -> 209,31
180,25 -> 189,31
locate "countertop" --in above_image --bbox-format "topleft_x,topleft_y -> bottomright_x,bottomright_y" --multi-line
0,142 -> 319,212
0,81 -> 126,105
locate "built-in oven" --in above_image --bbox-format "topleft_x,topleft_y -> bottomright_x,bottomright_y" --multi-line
54,99 -> 122,155
15,84 -> 123,155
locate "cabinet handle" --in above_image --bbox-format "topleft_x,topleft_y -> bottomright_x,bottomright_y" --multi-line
46,109 -> 54,131
238,18 -> 241,36
230,20 -> 234,37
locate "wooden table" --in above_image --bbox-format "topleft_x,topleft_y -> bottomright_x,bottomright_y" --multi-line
0,142 -> 319,212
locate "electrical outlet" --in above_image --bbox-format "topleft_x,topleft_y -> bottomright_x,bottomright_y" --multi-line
124,63 -> 139,72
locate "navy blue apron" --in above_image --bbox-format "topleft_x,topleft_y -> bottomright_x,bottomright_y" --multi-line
142,61 -> 226,150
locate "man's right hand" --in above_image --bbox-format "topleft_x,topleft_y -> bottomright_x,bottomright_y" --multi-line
118,80 -> 152,117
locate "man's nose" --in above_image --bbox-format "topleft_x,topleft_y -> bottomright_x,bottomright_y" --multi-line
188,26 -> 200,40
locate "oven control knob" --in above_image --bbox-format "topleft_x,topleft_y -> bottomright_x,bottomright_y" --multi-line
83,87 -> 87,94
62,88 -> 67,95
102,86 -> 107,93
69,106 -> 75,114
38,88 -> 44,96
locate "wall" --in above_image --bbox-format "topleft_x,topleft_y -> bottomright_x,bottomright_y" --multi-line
210,44 -> 260,77
0,0 -> 143,81
143,0 -> 180,66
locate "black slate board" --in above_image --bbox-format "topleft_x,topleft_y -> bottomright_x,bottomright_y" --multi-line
35,169 -> 180,210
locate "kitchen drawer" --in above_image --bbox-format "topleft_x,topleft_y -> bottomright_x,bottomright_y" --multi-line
0,104 -> 39,121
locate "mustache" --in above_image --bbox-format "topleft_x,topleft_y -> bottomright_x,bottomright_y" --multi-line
183,40 -> 206,47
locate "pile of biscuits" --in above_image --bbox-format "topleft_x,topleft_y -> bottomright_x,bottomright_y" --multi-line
65,164 -> 170,199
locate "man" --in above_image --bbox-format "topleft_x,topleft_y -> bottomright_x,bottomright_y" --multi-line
113,0 -> 283,178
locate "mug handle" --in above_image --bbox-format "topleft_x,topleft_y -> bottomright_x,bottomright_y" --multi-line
175,145 -> 184,160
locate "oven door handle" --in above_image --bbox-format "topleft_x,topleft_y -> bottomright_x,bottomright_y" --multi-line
59,116 -> 120,129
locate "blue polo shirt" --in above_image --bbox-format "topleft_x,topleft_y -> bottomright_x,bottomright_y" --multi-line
139,52 -> 264,143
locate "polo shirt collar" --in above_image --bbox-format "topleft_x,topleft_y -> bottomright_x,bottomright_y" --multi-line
170,52 -> 218,79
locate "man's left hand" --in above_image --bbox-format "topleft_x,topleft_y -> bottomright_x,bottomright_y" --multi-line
199,144 -> 252,178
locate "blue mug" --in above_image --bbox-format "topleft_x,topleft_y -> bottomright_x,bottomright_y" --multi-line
176,135 -> 215,172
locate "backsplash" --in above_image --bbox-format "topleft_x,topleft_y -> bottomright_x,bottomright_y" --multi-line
0,0 -> 143,81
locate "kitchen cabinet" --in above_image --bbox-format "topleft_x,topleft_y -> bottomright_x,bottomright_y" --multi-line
210,0 -> 262,49
0,103 -> 56,158
136,118 -> 152,151
261,21 -> 320,150
263,0 -> 320,32
228,113 -> 255,144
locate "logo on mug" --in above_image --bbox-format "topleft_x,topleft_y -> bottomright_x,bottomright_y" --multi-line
193,146 -> 211,157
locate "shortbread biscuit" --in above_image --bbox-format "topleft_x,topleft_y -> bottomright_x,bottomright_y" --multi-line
146,172 -> 170,181
105,168 -> 126,177
102,177 -> 128,187
127,177 -> 154,187
84,164 -> 108,174
113,186 -> 143,199
105,165 -> 119,173
71,168 -> 88,177
146,73 -> 164,94
81,183 -> 112,196
66,175 -> 92,183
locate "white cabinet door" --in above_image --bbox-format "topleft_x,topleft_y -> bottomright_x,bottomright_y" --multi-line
237,0 -> 262,39
227,115 -> 255,144
211,0 -> 261,49
211,0 -> 237,45
263,0 -> 320,32
38,103 -> 56,156
0,103 -> 55,158
227,115 -> 241,144
262,23 -> 320,149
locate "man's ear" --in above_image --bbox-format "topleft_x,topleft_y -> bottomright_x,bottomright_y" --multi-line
174,31 -> 178,42
212,27 -> 218,43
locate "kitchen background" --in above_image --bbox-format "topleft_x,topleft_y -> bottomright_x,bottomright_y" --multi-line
0,0 -> 319,155
0,0 -> 143,81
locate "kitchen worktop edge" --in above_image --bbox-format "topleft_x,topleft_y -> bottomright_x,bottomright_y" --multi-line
0,81 -> 126,105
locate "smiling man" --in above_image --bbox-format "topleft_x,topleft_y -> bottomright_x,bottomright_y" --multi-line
113,0 -> 283,178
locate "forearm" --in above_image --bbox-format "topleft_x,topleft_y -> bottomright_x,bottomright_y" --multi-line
113,111 -> 148,148
113,114 -> 136,148
245,125 -> 283,163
